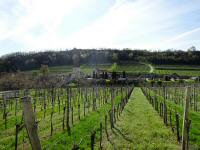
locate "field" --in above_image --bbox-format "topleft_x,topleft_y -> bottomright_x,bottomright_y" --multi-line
28,64 -> 200,76
27,63 -> 150,75
153,65 -> 200,76
117,64 -> 150,74
1,62 -> 200,149
0,83 -> 200,149
0,86 -> 133,149
143,84 -> 200,149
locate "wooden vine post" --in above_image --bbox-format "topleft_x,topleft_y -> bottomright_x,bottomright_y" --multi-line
84,87 -> 87,116
63,106 -> 66,130
92,87 -> 96,111
15,123 -> 23,150
110,86 -> 114,128
99,122 -> 103,149
3,93 -> 8,129
105,115 -> 109,141
175,113 -> 180,142
193,85 -> 198,112
182,87 -> 191,150
91,131 -> 96,150
78,87 -> 81,120
22,96 -> 41,150
66,87 -> 71,135
163,86 -> 167,125
50,112 -> 54,136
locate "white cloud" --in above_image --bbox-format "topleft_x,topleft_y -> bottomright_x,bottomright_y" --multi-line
65,0 -> 154,48
157,27 -> 200,49
0,0 -> 83,50
162,27 -> 200,44
1,0 -> 200,54
65,0 -> 200,50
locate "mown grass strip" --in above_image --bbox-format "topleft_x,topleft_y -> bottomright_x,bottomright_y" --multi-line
102,88 -> 179,150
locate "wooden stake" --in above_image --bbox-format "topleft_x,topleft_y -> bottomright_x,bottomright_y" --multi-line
100,122 -> 103,149
175,113 -> 180,142
63,106 -> 66,130
66,87 -> 71,135
91,131 -> 96,150
182,87 -> 191,150
22,96 -> 41,150
110,87 -> 114,128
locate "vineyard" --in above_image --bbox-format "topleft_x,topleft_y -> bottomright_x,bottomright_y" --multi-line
43,64 -> 200,76
27,63 -> 150,75
117,64 -> 150,74
154,65 -> 200,76
0,82 -> 200,149
0,85 -> 133,149
1,59 -> 200,150
1,0 -> 200,149
101,88 -> 179,149
142,83 -> 200,149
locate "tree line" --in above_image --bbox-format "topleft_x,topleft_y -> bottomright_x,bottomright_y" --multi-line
0,47 -> 200,73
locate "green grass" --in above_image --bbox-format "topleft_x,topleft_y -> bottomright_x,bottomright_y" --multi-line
43,97 -> 113,149
154,65 -> 200,76
147,87 -> 200,149
17,63 -> 200,76
117,64 -> 150,73
29,66 -> 73,74
27,64 -> 110,75
0,87 -> 129,149
26,63 -> 150,75
102,88 -> 179,149
80,64 -> 110,74
42,88 -> 128,149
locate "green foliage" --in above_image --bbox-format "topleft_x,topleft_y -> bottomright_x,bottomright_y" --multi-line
154,65 -> 200,76
2,48 -> 200,73
110,62 -> 118,72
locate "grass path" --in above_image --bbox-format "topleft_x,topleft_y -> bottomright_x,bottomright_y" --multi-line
102,88 -> 179,150
148,64 -> 154,73
140,62 -> 154,73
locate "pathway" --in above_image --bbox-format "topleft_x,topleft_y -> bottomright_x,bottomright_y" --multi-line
102,88 -> 179,150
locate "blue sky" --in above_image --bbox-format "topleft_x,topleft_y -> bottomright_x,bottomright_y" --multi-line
0,0 -> 200,56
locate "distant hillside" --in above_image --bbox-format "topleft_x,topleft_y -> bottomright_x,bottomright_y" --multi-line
0,48 -> 200,72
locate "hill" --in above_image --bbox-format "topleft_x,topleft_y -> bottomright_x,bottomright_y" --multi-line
1,48 -> 200,73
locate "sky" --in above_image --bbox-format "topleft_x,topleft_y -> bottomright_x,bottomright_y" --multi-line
0,0 -> 200,56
